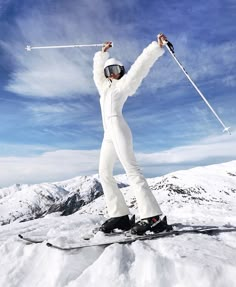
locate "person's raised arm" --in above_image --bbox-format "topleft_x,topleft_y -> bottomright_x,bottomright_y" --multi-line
93,41 -> 112,93
118,34 -> 168,97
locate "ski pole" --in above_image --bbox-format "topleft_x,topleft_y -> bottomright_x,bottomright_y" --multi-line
164,41 -> 231,135
25,42 -> 113,51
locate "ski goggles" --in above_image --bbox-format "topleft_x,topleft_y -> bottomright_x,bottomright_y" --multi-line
104,65 -> 122,78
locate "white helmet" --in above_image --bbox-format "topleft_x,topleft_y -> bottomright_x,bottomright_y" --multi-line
104,58 -> 125,79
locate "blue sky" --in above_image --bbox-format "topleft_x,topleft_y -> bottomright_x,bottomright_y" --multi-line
0,0 -> 235,187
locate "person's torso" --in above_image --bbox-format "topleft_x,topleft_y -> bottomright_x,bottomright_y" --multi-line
100,79 -> 128,130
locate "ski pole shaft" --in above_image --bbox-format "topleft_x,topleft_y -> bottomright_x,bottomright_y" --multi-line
25,42 -> 113,51
165,42 -> 231,135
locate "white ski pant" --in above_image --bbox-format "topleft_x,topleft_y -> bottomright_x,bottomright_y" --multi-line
99,115 -> 162,219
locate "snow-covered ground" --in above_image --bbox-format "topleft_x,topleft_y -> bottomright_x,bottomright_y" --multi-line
0,161 -> 236,287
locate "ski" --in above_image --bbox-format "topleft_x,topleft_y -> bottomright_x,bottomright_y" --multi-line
18,234 -> 45,244
46,227 -> 236,251
17,229 -> 124,245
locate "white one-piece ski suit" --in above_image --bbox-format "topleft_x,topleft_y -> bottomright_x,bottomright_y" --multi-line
93,41 -> 164,219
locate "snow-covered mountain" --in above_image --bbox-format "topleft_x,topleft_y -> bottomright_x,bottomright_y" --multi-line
0,160 -> 236,287
1,161 -> 235,226
0,175 -> 128,225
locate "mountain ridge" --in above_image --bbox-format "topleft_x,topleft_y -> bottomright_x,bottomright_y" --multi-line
0,160 -> 235,225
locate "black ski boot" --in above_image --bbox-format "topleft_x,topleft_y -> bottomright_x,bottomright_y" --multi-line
100,215 -> 135,233
131,215 -> 172,235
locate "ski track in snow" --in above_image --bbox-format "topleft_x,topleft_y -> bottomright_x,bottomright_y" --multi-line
0,161 -> 236,287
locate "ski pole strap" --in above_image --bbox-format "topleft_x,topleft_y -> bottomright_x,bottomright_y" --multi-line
166,41 -> 174,53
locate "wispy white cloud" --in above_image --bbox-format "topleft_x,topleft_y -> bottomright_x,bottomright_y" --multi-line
4,0 -> 235,99
0,149 -> 100,187
5,48 -> 96,97
1,1 -> 106,98
24,101 -> 103,141
137,131 -> 236,175
0,142 -> 54,157
26,102 -> 89,125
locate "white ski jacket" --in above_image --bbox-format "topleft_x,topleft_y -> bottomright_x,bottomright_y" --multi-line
93,41 -> 165,131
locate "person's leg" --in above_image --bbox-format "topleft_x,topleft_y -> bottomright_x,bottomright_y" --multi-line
108,117 -> 162,219
99,136 -> 129,217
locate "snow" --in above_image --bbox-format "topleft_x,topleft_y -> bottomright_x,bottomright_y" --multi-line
0,161 -> 236,287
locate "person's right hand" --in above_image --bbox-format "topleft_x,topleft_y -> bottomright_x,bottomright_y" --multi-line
102,41 -> 113,52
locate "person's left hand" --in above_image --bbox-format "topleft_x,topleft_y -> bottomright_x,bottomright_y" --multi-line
157,33 -> 168,48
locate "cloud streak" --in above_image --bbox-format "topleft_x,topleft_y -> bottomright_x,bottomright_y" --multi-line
0,132 -> 235,187
5,47 -> 96,98
3,1 -> 235,99
138,133 -> 236,165
1,0 -> 109,98
0,149 -> 100,187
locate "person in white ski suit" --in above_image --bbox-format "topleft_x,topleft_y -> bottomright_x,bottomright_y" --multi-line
93,34 -> 170,235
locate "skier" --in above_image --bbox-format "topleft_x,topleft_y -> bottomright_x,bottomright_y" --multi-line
93,33 -> 171,235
